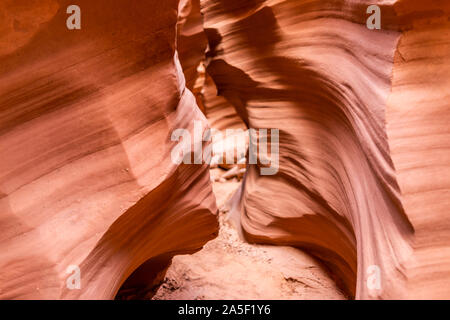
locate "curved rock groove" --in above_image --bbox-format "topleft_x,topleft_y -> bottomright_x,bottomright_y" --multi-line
0,0 -> 448,300
0,0 -> 218,299
201,0 -> 450,299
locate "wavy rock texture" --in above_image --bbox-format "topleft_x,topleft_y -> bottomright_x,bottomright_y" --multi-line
0,0 -> 218,299
387,1 -> 450,299
178,0 -> 246,130
203,73 -> 247,132
178,0 -> 207,92
201,0 -> 450,299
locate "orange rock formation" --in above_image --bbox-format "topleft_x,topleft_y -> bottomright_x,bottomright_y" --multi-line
202,0 -> 450,299
0,0 -> 449,300
0,0 -> 218,299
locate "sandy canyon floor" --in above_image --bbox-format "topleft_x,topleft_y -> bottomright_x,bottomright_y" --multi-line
152,168 -> 347,300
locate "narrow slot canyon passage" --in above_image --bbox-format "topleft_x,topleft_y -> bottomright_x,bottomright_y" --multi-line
150,169 -> 347,300
1,0 -> 448,301
139,0 -> 348,299
115,0 -> 350,300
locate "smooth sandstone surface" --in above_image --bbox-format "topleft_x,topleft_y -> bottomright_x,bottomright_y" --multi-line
0,0 -> 218,299
201,0 -> 450,299
0,0 -> 448,301
178,0 -> 207,92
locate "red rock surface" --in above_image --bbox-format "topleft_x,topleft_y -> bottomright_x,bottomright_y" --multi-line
1,0 -> 449,301
201,0 -> 450,299
178,0 -> 207,92
0,0 -> 218,299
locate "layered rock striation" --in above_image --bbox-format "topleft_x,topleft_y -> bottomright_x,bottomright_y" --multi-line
0,0 -> 218,299
201,0 -> 450,299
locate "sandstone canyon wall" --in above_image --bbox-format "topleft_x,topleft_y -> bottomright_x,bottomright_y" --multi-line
178,0 -> 208,93
0,0 -> 218,299
201,0 -> 450,299
178,0 -> 246,140
0,0 -> 449,301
